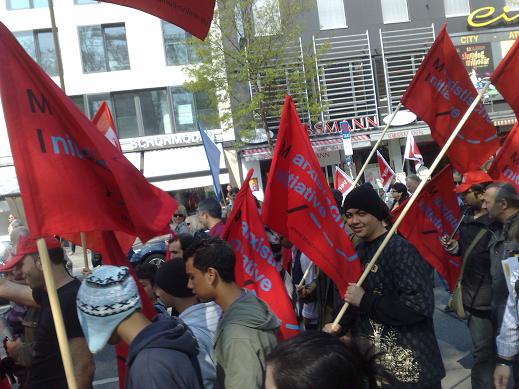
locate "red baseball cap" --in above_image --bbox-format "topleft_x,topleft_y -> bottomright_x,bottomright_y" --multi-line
0,236 -> 61,272
454,171 -> 493,194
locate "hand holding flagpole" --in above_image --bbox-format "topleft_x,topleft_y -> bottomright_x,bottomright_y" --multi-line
333,82 -> 491,327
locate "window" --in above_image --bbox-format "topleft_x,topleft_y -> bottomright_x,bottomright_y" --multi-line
70,95 -> 86,114
6,0 -> 47,9
78,24 -> 130,73
162,22 -> 198,66
74,0 -> 96,4
381,0 -> 409,23
444,0 -> 470,17
506,0 -> 519,11
113,89 -> 172,139
316,0 -> 347,30
195,91 -> 219,130
253,0 -> 280,36
14,30 -> 57,76
171,88 -> 196,132
88,93 -> 112,118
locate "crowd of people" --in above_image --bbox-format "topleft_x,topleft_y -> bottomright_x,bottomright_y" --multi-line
0,173 -> 518,389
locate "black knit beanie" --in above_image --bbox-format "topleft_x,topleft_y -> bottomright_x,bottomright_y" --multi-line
343,184 -> 390,221
155,259 -> 194,298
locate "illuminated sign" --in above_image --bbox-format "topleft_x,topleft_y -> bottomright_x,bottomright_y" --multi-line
308,115 -> 379,136
468,6 -> 519,28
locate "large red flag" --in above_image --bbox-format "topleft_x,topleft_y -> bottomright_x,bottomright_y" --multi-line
376,151 -> 396,192
0,22 -> 176,243
98,0 -> 215,40
262,96 -> 361,296
392,165 -> 462,290
488,122 -> 519,189
401,25 -> 498,173
92,101 -> 122,151
490,36 -> 519,118
334,166 -> 354,196
222,169 -> 299,339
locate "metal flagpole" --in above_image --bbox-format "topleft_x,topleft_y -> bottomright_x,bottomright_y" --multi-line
332,82 -> 491,327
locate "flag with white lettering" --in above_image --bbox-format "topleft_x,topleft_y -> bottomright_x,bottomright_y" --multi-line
262,95 -> 361,296
488,122 -> 519,190
0,21 -> 176,242
376,151 -> 396,192
97,0 -> 215,40
334,166 -> 354,196
400,25 -> 498,173
392,165 -> 462,290
404,131 -> 424,170
222,169 -> 299,339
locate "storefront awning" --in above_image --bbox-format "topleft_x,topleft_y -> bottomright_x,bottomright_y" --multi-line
241,135 -> 371,161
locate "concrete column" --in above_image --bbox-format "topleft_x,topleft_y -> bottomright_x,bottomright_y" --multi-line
388,138 -> 403,173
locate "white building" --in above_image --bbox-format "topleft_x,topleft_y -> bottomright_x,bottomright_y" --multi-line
0,0 -> 235,228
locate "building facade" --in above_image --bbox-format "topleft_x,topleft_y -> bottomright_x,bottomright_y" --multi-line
240,0 -> 518,192
0,0 -> 236,222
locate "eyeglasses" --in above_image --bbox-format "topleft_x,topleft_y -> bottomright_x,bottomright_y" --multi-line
173,214 -> 184,218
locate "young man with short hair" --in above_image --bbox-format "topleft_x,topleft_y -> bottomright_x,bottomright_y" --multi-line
77,265 -> 202,389
184,238 -> 279,389
325,185 -> 445,387
134,263 -> 167,314
155,259 -> 221,389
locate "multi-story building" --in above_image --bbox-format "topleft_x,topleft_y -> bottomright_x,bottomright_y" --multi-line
240,0 -> 518,191
0,0 -> 236,229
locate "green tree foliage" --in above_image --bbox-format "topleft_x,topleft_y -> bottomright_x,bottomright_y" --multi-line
185,0 -> 324,146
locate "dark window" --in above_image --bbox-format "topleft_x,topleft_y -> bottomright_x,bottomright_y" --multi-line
78,24 -> 130,73
69,95 -> 86,114
113,89 -> 172,139
6,0 -> 47,9
162,22 -> 198,66
88,93 -> 112,118
195,91 -> 220,130
14,29 -> 57,76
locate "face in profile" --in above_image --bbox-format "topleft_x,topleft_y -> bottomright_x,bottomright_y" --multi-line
185,256 -> 214,302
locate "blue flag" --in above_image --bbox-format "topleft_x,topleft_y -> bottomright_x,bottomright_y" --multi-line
199,125 -> 222,201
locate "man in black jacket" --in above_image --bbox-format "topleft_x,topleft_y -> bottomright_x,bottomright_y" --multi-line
440,171 -> 494,388
325,185 -> 445,388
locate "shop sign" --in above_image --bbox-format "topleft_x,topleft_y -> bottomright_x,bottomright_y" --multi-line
370,128 -> 430,141
308,115 -> 379,136
468,6 -> 519,29
120,131 -> 220,152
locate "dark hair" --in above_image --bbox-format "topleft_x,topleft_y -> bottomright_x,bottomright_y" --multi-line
183,238 -> 235,283
391,182 -> 409,201
487,182 -> 519,208
266,331 -> 366,389
198,198 -> 222,219
471,181 -> 491,195
331,189 -> 343,210
135,263 -> 158,286
168,233 -> 196,250
230,187 -> 239,195
48,247 -> 65,265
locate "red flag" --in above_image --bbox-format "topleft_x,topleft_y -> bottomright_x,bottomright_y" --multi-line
334,166 -> 354,196
222,169 -> 299,339
392,165 -> 462,290
488,122 -> 519,190
403,131 -> 424,170
92,101 -> 122,151
262,96 -> 361,296
0,21 -> 176,243
376,151 -> 395,192
98,0 -> 215,40
400,25 -> 498,173
490,36 -> 519,118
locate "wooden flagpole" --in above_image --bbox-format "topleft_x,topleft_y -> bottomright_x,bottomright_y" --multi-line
36,239 -> 78,389
332,82 -> 491,327
80,232 -> 90,274
350,102 -> 402,188
297,263 -> 314,289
